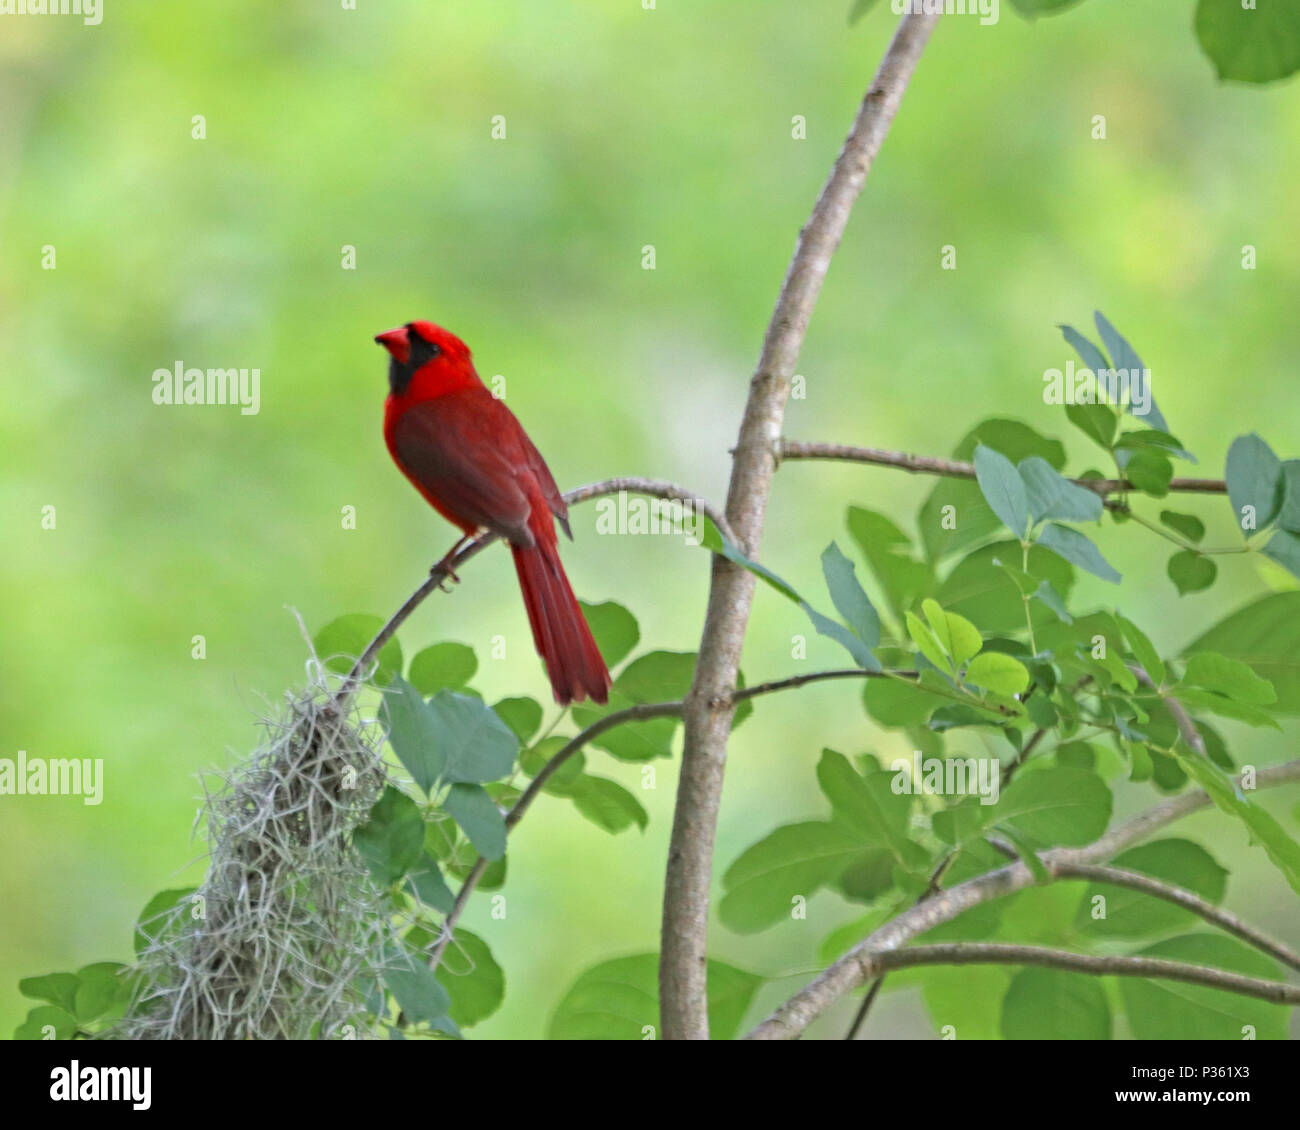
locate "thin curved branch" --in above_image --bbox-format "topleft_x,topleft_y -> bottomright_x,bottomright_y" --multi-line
857,943 -> 1300,1006
333,476 -> 732,703
1049,862 -> 1300,972
732,666 -> 912,703
747,759 -> 1300,1039
780,439 -> 1227,498
662,7 -> 943,1041
426,700 -> 682,970
427,665 -> 902,970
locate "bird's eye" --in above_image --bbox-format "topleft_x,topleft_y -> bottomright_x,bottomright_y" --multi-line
410,335 -> 442,364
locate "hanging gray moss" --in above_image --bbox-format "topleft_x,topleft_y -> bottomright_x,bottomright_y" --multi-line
113,673 -> 398,1040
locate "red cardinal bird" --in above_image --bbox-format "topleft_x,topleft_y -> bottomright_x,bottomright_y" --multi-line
376,320 -> 610,706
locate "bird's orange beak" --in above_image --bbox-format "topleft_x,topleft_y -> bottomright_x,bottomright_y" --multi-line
374,327 -> 411,364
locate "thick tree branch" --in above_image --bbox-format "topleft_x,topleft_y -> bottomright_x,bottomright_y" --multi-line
660,8 -> 943,1041
780,439 -> 1227,497
854,943 -> 1300,1006
748,759 -> 1300,1039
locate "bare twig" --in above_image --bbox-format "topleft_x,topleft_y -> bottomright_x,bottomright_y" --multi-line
780,439 -> 1227,498
1048,862 -> 1300,972
733,667 -> 911,702
747,759 -> 1300,1039
661,7 -> 943,1041
849,943 -> 1300,1006
1130,664 -> 1209,757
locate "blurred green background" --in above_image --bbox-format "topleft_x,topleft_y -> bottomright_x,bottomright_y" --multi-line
2,0 -> 1298,1039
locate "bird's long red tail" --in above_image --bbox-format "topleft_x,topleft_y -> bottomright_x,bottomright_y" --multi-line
511,537 -> 610,706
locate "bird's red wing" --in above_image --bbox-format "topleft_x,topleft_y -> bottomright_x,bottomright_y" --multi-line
516,423 -> 571,537
389,390 -> 535,545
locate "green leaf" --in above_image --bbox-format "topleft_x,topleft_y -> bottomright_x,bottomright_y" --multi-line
1262,528 -> 1300,579
700,519 -> 801,601
1033,579 -> 1073,622
821,542 -> 882,649
936,541 -> 1076,634
407,854 -> 455,913
922,598 -> 982,668
1093,310 -> 1174,435
1124,450 -> 1174,497
965,652 -> 1030,697
549,954 -> 762,1040
570,775 -> 649,834
1169,685 -> 1280,729
999,826 -> 1051,882
906,611 -> 953,677
408,642 -> 477,695
984,419 -> 1067,464
1078,840 -> 1228,938
1058,324 -> 1119,450
1037,523 -> 1121,583
1120,934 -> 1287,1039
574,691 -> 678,762
1186,592 -> 1300,712
996,767 -> 1112,847
1001,968 -> 1110,1039
18,972 -> 80,1014
441,783 -> 507,860
1017,457 -> 1103,524
519,734 -> 585,792
354,786 -> 425,884
72,963 -> 129,1023
579,600 -> 640,668
1117,429 -> 1194,462
14,1005 -> 77,1041
1195,0 -> 1300,84
1168,551 -> 1216,595
804,600 -> 881,670
314,613 -> 403,686
1160,511 -> 1206,543
974,444 -> 1032,538
846,506 -> 932,624
1171,752 -> 1300,897
614,650 -> 697,702
835,850 -> 897,903
719,821 -> 867,933
923,966 -> 1011,1040
1225,433 -> 1285,536
384,946 -> 452,1027
1065,401 -> 1121,454
1277,460 -> 1300,531
427,691 -> 520,784
1058,318 -> 1108,369
863,675 -> 953,728
816,751 -> 917,866
1181,652 -> 1276,705
1118,614 -> 1165,686
134,887 -> 196,957
920,419 -> 1066,561
380,676 -> 445,793
818,908 -> 896,965
491,696 -> 543,745
434,928 -> 505,1028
